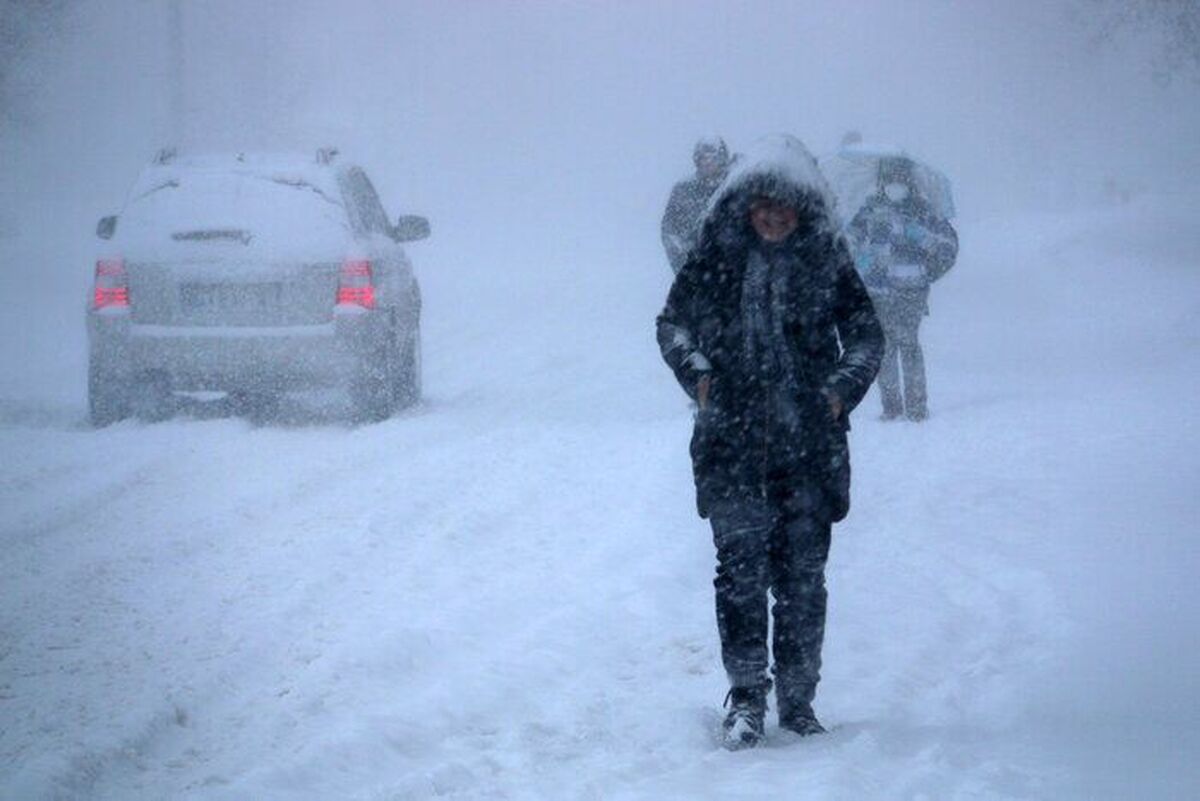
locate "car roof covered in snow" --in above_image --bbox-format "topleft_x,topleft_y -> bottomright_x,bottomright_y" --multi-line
125,152 -> 345,205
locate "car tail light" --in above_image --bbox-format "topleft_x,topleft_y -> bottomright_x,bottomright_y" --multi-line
336,259 -> 376,309
93,258 -> 129,309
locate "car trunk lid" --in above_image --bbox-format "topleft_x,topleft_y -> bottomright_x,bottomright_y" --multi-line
127,258 -> 340,327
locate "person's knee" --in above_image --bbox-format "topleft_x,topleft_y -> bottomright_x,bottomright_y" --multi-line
711,501 -> 772,552
717,550 -> 769,581
773,528 -> 829,591
772,574 -> 827,624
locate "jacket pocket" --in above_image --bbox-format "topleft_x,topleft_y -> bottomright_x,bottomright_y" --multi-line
690,405 -> 735,519
690,405 -> 722,460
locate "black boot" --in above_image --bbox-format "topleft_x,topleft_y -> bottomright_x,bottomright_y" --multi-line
778,700 -> 825,736
722,683 -> 768,750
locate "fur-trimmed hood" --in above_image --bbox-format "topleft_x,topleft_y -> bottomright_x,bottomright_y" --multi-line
700,134 -> 840,257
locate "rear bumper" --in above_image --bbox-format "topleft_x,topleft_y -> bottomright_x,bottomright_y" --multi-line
87,311 -> 388,392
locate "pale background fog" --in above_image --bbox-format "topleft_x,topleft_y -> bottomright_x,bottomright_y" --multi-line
3,0 -> 1198,403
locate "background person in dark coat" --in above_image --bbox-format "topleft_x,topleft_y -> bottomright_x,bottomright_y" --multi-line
657,134 -> 883,749
660,136 -> 732,274
847,157 -> 958,420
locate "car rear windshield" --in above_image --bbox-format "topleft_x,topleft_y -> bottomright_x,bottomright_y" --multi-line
122,168 -> 351,253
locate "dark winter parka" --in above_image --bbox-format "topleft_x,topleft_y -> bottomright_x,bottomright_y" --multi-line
657,136 -> 884,521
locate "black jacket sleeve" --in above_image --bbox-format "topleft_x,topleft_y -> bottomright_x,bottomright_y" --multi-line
656,259 -> 712,401
823,244 -> 885,413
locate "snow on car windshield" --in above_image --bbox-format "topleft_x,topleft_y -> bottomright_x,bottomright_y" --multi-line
118,168 -> 351,259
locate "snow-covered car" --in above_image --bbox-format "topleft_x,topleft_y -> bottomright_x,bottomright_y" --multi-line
87,149 -> 429,425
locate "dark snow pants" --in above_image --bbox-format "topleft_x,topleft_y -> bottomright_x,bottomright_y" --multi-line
874,294 -> 927,418
709,489 -> 831,711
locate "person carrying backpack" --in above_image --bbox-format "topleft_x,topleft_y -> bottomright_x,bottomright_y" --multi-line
847,157 -> 958,420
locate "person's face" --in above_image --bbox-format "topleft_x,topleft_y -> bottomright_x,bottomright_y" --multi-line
883,181 -> 911,202
696,153 -> 724,180
749,198 -> 800,243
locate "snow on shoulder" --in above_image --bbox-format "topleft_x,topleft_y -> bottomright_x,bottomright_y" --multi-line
703,133 -> 839,233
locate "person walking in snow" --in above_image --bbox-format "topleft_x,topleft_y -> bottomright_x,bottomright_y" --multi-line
660,136 -> 733,274
846,157 -> 957,421
657,134 -> 883,749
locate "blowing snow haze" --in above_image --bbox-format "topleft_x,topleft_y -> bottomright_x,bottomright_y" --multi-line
2,0 -> 1196,401
5,1 -> 1199,280
1,1 -> 1198,799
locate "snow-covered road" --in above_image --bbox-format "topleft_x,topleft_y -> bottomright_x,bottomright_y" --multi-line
2,198 -> 1197,799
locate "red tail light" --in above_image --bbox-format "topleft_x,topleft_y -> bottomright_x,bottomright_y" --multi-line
93,258 -> 129,309
336,259 -> 376,309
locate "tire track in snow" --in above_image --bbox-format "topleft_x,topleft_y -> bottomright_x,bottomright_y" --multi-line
2,417 -> 458,799
69,414 -> 613,798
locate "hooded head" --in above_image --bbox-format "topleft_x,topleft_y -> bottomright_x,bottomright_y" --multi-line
700,133 -> 839,256
692,136 -> 731,182
840,129 -> 863,149
877,156 -> 919,204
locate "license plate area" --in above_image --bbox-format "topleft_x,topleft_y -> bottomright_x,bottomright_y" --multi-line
180,283 -> 283,314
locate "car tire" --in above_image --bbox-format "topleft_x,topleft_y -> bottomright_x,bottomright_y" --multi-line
230,391 -> 283,424
393,328 -> 422,410
88,361 -> 129,427
350,345 -> 396,424
129,371 -> 174,423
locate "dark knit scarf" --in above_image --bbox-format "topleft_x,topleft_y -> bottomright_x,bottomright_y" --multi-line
741,244 -> 806,439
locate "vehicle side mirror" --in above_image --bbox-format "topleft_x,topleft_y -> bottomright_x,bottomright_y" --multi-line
392,215 -> 430,243
96,215 -> 118,240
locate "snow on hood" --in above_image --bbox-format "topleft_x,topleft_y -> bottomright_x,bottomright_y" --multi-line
702,133 -> 840,234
